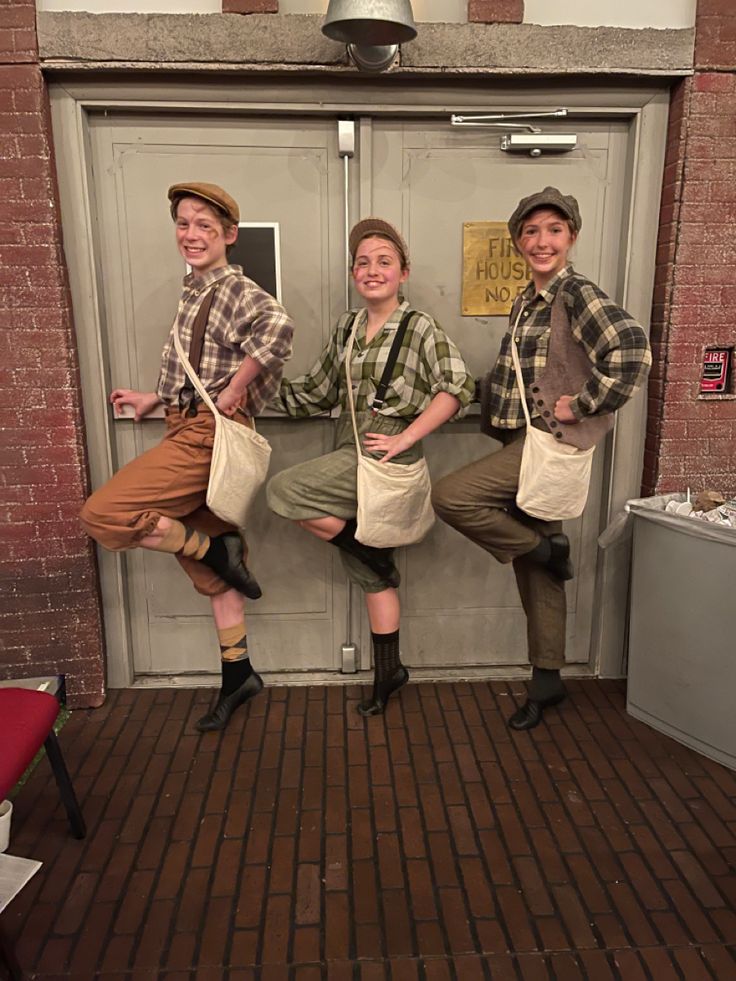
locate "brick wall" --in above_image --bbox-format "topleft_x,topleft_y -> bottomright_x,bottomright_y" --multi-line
0,0 -> 106,707
643,0 -> 736,496
468,0 -> 524,24
222,0 -> 278,13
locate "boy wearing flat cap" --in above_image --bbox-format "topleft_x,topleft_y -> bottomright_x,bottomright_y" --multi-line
433,186 -> 651,732
81,182 -> 293,732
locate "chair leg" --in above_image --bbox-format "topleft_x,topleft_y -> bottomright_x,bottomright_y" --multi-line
0,922 -> 24,981
43,731 -> 86,840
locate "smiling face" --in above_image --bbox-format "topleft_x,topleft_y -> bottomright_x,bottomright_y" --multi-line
174,196 -> 238,275
515,207 -> 577,289
351,235 -> 409,307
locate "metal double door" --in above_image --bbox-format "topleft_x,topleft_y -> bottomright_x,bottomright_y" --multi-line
88,109 -> 629,681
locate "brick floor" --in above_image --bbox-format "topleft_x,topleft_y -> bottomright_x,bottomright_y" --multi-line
3,679 -> 736,979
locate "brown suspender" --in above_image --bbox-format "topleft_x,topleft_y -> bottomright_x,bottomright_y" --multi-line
179,286 -> 217,415
188,286 -> 218,375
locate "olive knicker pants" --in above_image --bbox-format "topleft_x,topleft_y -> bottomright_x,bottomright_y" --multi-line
431,428 -> 566,670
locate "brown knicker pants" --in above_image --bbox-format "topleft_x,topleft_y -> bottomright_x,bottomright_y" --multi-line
79,407 -> 247,596
431,428 -> 566,670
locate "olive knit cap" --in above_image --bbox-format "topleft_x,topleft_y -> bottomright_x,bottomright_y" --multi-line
508,186 -> 581,242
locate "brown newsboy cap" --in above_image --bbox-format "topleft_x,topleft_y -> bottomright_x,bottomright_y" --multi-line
167,182 -> 240,225
349,217 -> 410,267
508,186 -> 582,242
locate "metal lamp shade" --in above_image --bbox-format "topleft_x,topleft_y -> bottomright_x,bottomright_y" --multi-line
322,0 -> 417,46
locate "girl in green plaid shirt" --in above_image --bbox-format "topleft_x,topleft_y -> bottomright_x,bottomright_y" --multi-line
268,218 -> 474,716
433,187 -> 651,733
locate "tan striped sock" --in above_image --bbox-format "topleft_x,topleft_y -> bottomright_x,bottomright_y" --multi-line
154,520 -> 210,559
218,623 -> 248,662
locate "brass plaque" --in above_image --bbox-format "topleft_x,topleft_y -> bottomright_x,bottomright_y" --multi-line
462,221 -> 531,316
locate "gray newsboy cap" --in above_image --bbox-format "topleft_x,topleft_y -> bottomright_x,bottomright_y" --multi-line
508,186 -> 582,242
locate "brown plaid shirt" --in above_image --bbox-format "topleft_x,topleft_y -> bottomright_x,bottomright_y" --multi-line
486,266 -> 652,430
157,264 -> 293,416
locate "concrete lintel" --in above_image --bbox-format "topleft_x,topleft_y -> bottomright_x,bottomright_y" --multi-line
38,12 -> 694,76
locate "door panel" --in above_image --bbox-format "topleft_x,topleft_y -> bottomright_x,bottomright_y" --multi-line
369,118 -> 628,666
88,109 -> 633,681
89,114 -> 347,676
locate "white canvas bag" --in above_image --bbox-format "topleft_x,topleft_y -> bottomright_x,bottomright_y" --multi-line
510,304 -> 594,521
345,314 -> 435,549
173,300 -> 271,529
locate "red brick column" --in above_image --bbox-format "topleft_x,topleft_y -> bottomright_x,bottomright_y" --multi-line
643,0 -> 736,495
468,0 -> 523,23
0,0 -> 106,707
222,0 -> 278,13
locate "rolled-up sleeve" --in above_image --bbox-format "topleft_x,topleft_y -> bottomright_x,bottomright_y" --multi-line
237,286 -> 294,373
419,321 -> 475,417
567,283 -> 652,419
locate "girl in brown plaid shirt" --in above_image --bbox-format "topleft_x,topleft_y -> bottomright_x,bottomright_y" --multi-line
433,187 -> 651,732
268,218 -> 474,716
80,182 -> 293,733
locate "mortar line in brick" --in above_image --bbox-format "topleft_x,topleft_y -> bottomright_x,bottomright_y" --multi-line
224,688 -> 272,973
49,690 -> 156,972
547,706 -> 664,954
243,687 -> 290,968
508,692 -> 634,957
392,687 -> 452,960
567,699 -> 728,953
405,693 -> 472,956
595,694 -> 736,928
380,692 -> 420,962
127,690 -> 220,974
99,688 -> 202,976
425,682 -> 514,959
335,686 -> 359,966
487,681 -> 571,956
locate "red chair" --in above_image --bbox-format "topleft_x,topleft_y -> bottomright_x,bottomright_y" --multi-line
0,688 -> 86,840
0,688 -> 86,979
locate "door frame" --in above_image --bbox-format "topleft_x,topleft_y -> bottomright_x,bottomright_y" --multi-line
48,73 -> 670,687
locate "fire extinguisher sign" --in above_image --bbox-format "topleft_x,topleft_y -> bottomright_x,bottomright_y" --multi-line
700,348 -> 731,393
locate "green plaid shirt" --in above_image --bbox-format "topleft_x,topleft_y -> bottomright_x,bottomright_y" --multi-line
157,264 -> 293,416
487,266 -> 652,430
276,301 -> 474,418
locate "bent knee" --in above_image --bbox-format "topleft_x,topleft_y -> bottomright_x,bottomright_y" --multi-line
79,494 -> 106,541
431,478 -> 460,522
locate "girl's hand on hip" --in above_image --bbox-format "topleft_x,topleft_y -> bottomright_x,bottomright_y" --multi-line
363,430 -> 413,463
553,395 -> 578,424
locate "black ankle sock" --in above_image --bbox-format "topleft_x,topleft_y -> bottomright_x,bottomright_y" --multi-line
529,666 -> 564,701
371,629 -> 401,682
220,657 -> 253,697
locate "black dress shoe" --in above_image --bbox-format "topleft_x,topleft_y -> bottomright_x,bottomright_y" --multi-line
196,672 -> 264,732
508,691 -> 566,731
357,665 -> 409,717
200,532 -> 262,599
547,534 -> 574,581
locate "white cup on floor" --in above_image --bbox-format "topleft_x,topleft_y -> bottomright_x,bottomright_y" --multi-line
0,799 -> 12,853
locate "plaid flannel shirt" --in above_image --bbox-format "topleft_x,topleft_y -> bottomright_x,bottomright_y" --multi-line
486,266 -> 652,431
157,264 -> 293,416
276,301 -> 474,418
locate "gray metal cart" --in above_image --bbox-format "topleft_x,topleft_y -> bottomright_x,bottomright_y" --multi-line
625,495 -> 736,770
